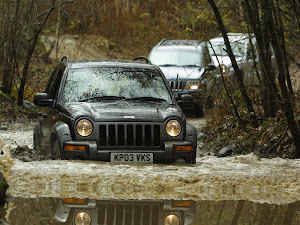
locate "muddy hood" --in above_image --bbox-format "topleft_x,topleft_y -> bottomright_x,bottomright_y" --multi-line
159,66 -> 205,80
62,101 -> 183,121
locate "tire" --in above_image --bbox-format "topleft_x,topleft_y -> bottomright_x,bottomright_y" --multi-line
51,140 -> 61,160
194,103 -> 204,117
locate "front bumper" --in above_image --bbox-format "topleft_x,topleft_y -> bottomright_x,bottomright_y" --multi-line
63,140 -> 196,164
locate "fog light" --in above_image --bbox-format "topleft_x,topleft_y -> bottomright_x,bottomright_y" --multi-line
174,146 -> 193,151
65,145 -> 86,151
63,198 -> 85,204
173,200 -> 192,207
164,215 -> 180,225
75,212 -> 91,225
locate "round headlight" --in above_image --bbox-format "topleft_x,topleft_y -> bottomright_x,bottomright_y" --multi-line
164,215 -> 180,225
77,119 -> 93,137
75,212 -> 91,225
166,120 -> 181,137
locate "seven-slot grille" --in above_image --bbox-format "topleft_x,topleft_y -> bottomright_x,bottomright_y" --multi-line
97,202 -> 160,225
169,80 -> 184,90
99,123 -> 161,149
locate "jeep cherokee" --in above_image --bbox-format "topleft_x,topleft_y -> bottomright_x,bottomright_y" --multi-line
33,56 -> 197,164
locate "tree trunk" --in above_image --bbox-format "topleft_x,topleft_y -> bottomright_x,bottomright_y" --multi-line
231,200 -> 245,225
275,0 -> 294,101
17,0 -> 74,106
282,201 -> 299,225
208,0 -> 259,128
262,0 -> 300,158
243,0 -> 280,118
55,6 -> 61,61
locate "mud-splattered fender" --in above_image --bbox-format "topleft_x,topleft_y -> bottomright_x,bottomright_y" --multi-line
185,123 -> 197,163
185,124 -> 197,146
51,122 -> 72,159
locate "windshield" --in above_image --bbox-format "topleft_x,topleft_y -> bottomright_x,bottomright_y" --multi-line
61,67 -> 172,103
149,49 -> 202,67
209,41 -> 245,58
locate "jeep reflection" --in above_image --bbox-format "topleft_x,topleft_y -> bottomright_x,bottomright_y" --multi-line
33,56 -> 197,164
52,198 -> 196,225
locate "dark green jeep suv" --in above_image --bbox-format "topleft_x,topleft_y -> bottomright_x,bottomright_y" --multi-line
33,56 -> 197,164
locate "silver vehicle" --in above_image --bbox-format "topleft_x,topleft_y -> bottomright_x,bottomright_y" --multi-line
148,39 -> 216,117
208,33 -> 259,91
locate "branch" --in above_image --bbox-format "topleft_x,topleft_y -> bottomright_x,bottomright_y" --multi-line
29,0 -> 74,42
32,0 -> 75,22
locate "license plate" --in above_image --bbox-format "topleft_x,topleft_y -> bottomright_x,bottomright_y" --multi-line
110,153 -> 153,163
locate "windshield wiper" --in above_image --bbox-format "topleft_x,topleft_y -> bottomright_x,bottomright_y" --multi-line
125,97 -> 166,102
79,96 -> 126,102
158,64 -> 178,67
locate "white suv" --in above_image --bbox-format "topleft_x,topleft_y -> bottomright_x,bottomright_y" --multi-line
208,33 -> 259,91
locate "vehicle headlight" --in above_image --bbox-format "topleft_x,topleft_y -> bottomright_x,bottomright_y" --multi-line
166,120 -> 181,137
220,64 -> 226,74
75,212 -> 91,225
77,119 -> 93,137
164,215 -> 180,225
185,80 -> 200,90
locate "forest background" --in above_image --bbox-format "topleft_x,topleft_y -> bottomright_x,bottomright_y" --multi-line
0,0 -> 299,158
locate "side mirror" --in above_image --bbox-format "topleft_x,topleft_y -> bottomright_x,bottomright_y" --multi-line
181,94 -> 193,103
34,93 -> 54,107
178,94 -> 193,109
205,64 -> 216,71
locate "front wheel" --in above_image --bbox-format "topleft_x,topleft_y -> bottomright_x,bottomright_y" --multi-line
51,140 -> 61,160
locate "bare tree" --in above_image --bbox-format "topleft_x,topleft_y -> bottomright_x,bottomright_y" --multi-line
16,0 -> 74,106
261,0 -> 300,158
242,0 -> 280,118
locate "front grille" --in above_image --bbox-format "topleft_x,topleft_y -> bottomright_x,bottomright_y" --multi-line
97,203 -> 160,225
99,123 -> 161,148
169,80 -> 184,90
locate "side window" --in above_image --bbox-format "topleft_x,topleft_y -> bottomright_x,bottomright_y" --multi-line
45,68 -> 57,94
47,69 -> 63,100
53,71 -> 63,100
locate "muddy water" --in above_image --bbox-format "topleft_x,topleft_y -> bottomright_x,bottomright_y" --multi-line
1,120 -> 300,224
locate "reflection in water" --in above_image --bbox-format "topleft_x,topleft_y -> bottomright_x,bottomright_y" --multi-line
1,197 -> 300,225
1,150 -> 300,224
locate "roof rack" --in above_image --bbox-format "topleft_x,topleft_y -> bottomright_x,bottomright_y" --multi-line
60,56 -> 69,63
133,56 -> 151,63
158,38 -> 168,46
195,40 -> 203,47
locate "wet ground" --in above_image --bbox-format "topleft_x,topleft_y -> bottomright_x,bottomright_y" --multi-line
1,118 -> 300,224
